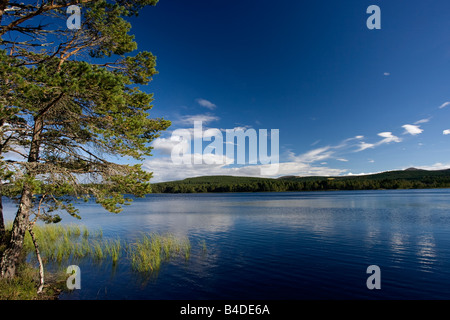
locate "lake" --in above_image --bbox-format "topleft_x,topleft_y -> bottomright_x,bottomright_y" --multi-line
4,189 -> 450,300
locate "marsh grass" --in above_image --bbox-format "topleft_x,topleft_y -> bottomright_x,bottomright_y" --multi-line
0,260 -> 66,300
0,263 -> 41,300
128,233 -> 191,273
199,239 -> 207,254
21,224 -> 93,263
1,222 -> 204,301
17,223 -> 197,275
82,226 -> 89,238
106,239 -> 122,265
1,223 -> 202,299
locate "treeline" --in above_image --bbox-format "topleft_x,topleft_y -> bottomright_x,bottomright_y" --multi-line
151,169 -> 450,193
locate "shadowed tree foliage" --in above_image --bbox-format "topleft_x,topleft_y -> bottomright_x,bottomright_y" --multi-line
0,0 -> 170,280
151,170 -> 450,193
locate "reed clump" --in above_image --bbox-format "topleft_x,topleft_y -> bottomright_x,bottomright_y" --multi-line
21,223 -> 112,264
128,233 -> 191,273
2,223 -> 203,299
17,224 -> 197,275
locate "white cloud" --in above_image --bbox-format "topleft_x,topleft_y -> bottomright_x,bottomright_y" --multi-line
439,102 -> 450,109
443,129 -> 450,135
354,132 -> 401,152
176,114 -> 220,125
356,142 -> 375,152
143,156 -> 347,182
231,125 -> 253,131
196,98 -> 217,110
384,72 -> 390,76
289,146 -> 334,163
377,132 -> 402,144
146,134 -> 354,182
415,163 -> 450,170
402,124 -> 423,136
147,125 -> 407,182
414,118 -> 430,125
346,171 -> 381,176
152,136 -> 190,155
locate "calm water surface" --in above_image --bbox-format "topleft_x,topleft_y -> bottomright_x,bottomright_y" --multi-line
4,189 -> 450,299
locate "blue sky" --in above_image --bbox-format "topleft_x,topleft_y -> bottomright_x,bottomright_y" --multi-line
125,0 -> 450,182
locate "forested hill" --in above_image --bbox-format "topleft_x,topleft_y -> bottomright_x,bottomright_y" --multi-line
151,168 -> 450,193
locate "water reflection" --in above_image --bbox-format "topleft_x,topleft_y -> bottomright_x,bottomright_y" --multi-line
2,189 -> 450,299
416,234 -> 437,272
389,231 -> 409,261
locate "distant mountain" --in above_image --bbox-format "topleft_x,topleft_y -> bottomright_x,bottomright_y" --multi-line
404,167 -> 425,171
151,168 -> 450,193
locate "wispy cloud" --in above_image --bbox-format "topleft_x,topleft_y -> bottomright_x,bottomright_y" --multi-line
443,129 -> 450,135
383,72 -> 390,76
288,146 -> 334,163
377,132 -> 402,143
196,98 -> 217,110
415,162 -> 450,170
289,133 -> 397,163
176,114 -> 220,126
143,157 -> 346,182
147,108 -> 413,182
356,142 -> 375,152
355,132 -> 402,151
402,124 -> 423,136
148,134 -> 352,182
229,125 -> 253,132
414,118 -> 431,125
439,102 -> 450,109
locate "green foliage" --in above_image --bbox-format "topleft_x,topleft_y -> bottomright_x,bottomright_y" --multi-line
0,263 -> 52,300
0,0 -> 171,224
8,222 -> 196,274
151,169 -> 450,193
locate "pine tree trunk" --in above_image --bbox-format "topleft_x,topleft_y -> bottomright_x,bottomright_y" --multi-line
0,185 -> 33,278
0,116 -> 42,279
0,193 -> 4,241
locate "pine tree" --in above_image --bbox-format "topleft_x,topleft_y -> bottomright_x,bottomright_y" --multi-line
0,0 -> 170,279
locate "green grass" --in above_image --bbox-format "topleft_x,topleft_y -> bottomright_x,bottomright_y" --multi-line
21,224 -> 194,271
128,233 -> 191,273
105,239 -> 122,265
0,263 -> 40,300
1,223 -> 203,299
0,262 -> 65,300
199,239 -> 207,254
21,223 -> 95,263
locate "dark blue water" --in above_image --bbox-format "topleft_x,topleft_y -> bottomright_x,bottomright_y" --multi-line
4,189 -> 450,299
